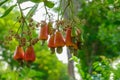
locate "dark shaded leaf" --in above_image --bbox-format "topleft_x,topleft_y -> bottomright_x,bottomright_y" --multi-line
17,0 -> 30,3
108,0 -> 114,4
0,0 -> 8,6
0,4 -> 17,18
31,0 -> 43,3
44,1 -> 55,8
71,27 -> 76,37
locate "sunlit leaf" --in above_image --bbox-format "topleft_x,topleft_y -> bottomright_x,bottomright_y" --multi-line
69,55 -> 78,62
27,69 -> 44,77
0,4 -> 17,18
93,62 -> 99,69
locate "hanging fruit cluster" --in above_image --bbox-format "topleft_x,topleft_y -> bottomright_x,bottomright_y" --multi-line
38,20 -> 83,55
9,19 -> 83,65
2,0 -> 83,65
13,45 -> 35,63
12,18 -> 39,65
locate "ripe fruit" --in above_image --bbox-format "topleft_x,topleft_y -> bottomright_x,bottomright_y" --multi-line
65,28 -> 73,47
13,46 -> 24,61
39,23 -> 48,40
24,46 -> 36,63
39,21 -> 48,45
48,22 -> 53,35
48,34 -> 55,54
54,31 -> 65,53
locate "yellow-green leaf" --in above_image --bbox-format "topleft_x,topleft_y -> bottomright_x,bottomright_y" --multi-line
0,4 -> 16,18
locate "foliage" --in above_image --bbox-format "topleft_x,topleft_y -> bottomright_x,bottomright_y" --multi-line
76,0 -> 120,79
91,56 -> 111,80
112,63 -> 120,80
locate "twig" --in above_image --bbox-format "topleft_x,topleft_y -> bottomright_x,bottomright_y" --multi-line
22,6 -> 34,11
44,3 -> 51,21
17,0 -> 28,34
61,0 -> 71,20
57,0 -> 62,20
17,1 -> 24,19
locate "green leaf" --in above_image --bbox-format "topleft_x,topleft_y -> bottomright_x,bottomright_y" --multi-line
0,4 -> 16,18
95,66 -> 102,71
27,69 -> 44,77
17,0 -> 30,3
108,0 -> 114,4
26,4 -> 38,19
93,62 -> 99,69
71,27 -> 76,37
69,55 -> 78,62
31,0 -> 43,3
44,1 -> 55,8
0,0 -> 8,6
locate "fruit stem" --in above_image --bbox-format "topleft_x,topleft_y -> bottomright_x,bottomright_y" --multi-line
61,0 -> 71,20
57,0 -> 62,20
16,0 -> 27,41
41,40 -> 46,46
44,2 -> 50,21
17,1 -> 24,19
